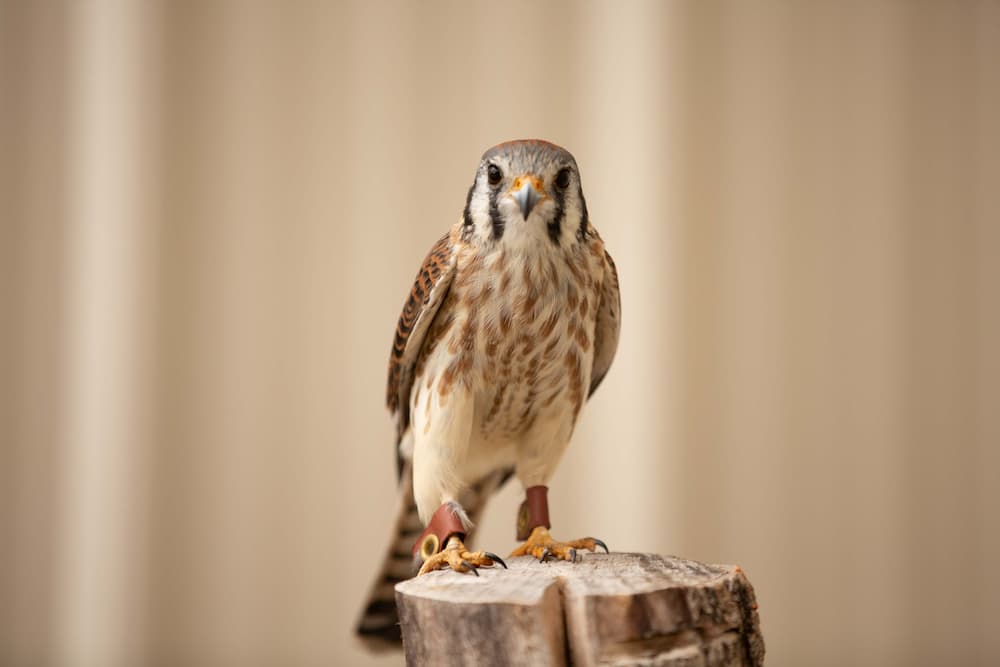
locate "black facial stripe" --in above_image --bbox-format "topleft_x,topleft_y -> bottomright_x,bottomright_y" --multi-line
489,185 -> 504,240
576,185 -> 589,241
462,181 -> 475,241
548,183 -> 565,245
462,182 -> 475,228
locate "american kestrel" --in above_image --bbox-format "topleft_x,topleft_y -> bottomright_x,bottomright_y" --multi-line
357,140 -> 620,646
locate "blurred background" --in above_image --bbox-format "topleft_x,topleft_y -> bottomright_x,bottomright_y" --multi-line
2,1 -> 999,665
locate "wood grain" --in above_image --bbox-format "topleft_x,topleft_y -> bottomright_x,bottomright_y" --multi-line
396,552 -> 764,666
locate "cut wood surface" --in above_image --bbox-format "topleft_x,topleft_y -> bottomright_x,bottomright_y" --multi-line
396,552 -> 764,666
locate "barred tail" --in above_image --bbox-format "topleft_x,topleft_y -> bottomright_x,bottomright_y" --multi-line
355,463 -> 422,649
355,463 -> 514,650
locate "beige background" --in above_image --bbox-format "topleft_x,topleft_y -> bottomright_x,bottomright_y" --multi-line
3,1 -> 1000,666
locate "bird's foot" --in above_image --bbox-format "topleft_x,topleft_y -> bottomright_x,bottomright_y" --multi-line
509,526 -> 609,563
417,536 -> 507,577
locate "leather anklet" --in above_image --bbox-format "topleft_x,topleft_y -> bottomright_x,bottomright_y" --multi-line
413,502 -> 466,562
516,485 -> 551,540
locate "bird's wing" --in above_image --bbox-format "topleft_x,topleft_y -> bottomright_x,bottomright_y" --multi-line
387,231 -> 458,456
588,248 -> 621,397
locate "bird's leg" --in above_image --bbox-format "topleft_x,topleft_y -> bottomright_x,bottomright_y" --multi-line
413,501 -> 507,576
511,526 -> 608,563
509,486 -> 609,562
417,535 -> 506,576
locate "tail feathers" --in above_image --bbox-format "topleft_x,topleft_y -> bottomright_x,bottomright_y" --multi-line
356,464 -> 421,650
355,464 -> 514,651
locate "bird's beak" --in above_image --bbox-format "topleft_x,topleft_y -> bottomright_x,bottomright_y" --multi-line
510,175 -> 545,220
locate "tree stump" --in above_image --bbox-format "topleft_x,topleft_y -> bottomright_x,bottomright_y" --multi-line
395,552 -> 764,666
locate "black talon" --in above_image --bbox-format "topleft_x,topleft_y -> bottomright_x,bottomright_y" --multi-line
485,552 -> 508,569
461,560 -> 479,576
592,538 -> 609,554
539,547 -> 551,562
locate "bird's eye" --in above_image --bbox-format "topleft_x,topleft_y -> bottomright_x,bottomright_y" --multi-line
487,164 -> 503,186
555,168 -> 571,190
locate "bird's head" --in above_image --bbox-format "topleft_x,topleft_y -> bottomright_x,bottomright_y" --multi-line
462,140 -> 588,249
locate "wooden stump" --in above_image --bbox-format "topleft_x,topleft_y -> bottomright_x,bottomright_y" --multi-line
396,552 -> 764,666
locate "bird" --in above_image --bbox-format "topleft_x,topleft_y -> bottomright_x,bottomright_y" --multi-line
356,139 -> 620,648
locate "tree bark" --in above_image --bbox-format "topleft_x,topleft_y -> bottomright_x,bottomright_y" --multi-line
396,552 -> 764,666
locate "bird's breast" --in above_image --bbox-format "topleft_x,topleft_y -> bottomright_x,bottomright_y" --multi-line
435,243 -> 604,441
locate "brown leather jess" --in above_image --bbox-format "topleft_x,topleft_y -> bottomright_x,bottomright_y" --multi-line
516,485 -> 551,541
412,503 -> 467,559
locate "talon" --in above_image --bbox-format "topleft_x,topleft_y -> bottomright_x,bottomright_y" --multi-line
512,526 -> 607,565
417,537 -> 503,576
484,552 -> 507,569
